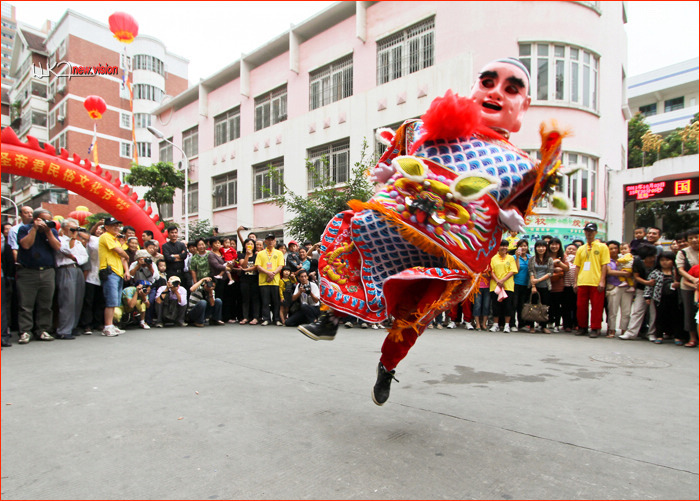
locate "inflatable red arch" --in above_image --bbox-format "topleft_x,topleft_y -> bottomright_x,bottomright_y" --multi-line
1,127 -> 166,244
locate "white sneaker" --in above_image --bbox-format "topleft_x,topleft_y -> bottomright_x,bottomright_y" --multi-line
112,325 -> 126,334
489,325 -> 500,332
618,332 -> 637,340
102,326 -> 119,337
503,324 -> 511,333
510,326 -> 519,332
344,322 -> 353,328
261,320 -> 269,326
553,326 -> 560,333
140,321 -> 150,330
371,324 -> 379,330
465,322 -> 475,330
446,321 -> 456,329
648,335 -> 657,342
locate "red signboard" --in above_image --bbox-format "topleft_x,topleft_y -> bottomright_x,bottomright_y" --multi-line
624,177 -> 699,201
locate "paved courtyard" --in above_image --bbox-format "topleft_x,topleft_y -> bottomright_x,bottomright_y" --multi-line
1,324 -> 698,499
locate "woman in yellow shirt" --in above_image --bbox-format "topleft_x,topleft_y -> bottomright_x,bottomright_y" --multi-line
489,240 -> 519,332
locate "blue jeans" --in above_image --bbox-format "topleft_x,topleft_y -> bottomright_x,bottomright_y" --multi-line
187,298 -> 222,324
102,273 -> 123,308
473,287 -> 491,317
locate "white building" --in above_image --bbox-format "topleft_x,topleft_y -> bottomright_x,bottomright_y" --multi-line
627,57 -> 699,135
152,1 -> 629,244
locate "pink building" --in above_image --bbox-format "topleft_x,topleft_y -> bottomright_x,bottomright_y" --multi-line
152,1 -> 628,244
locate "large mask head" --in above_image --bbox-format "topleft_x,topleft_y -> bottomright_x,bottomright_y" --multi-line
469,58 -> 531,133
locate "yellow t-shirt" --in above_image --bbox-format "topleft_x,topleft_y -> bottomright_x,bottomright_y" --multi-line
99,232 -> 124,278
574,240 -> 610,286
489,254 -> 517,292
255,248 -> 286,287
617,252 -> 634,286
506,235 -> 519,251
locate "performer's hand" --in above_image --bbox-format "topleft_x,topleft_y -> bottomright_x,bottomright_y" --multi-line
371,163 -> 395,184
498,209 -> 525,233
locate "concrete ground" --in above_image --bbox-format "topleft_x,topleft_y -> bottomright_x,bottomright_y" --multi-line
1,323 -> 698,500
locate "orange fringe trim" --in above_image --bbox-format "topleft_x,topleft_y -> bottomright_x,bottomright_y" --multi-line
347,199 -> 473,274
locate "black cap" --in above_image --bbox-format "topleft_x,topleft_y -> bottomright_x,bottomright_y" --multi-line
265,233 -> 276,240
583,222 -> 598,232
103,217 -> 122,226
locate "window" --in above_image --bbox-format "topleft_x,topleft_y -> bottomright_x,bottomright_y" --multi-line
183,182 -> 198,215
120,141 -> 132,159
212,171 -> 238,209
309,54 -> 353,110
159,203 -> 173,220
519,43 -> 599,111
214,107 -> 240,146
137,142 -> 151,158
31,110 -> 47,127
134,113 -> 151,128
182,126 -> 198,157
308,139 -> 350,190
528,151 -> 598,212
133,55 -> 165,76
253,159 -> 284,201
639,103 -> 657,117
120,112 -> 131,129
54,133 -> 67,151
133,83 -> 164,102
374,120 -> 413,157
255,86 -> 287,131
159,139 -> 173,163
49,110 -> 55,129
664,97 -> 684,112
57,39 -> 66,58
377,17 -> 434,85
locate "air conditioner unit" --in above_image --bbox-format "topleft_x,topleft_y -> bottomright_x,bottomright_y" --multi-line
57,115 -> 65,123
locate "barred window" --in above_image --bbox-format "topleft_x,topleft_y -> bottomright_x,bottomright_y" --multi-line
664,97 -> 684,112
182,126 -> 198,157
309,54 -> 353,110
308,139 -> 350,190
159,139 -> 173,163
133,83 -> 164,102
183,182 -> 198,215
639,103 -> 657,117
519,43 -> 599,111
253,159 -> 284,201
120,112 -> 131,129
377,17 -> 434,85
133,55 -> 165,76
214,107 -> 241,146
137,142 -> 151,158
255,86 -> 287,131
160,203 -> 173,220
134,113 -> 152,128
213,171 -> 238,209
120,142 -> 132,159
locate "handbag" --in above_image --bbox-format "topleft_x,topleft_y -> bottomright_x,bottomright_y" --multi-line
521,290 -> 550,323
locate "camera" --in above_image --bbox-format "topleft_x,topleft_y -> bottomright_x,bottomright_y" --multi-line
144,257 -> 153,265
42,218 -> 56,229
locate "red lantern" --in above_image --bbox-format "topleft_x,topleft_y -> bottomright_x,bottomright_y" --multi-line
68,206 -> 93,226
108,12 -> 139,44
84,95 -> 107,120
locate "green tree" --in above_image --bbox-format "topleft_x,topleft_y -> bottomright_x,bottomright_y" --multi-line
635,200 -> 698,239
267,139 -> 376,242
188,219 -> 214,241
85,212 -> 112,231
124,162 -> 185,219
628,112 -> 650,168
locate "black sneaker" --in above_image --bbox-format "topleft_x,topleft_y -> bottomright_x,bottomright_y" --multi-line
372,362 -> 399,406
298,311 -> 338,341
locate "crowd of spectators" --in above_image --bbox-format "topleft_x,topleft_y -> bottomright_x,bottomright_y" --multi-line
2,207 -> 697,351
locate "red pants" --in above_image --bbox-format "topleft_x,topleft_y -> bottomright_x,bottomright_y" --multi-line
576,285 -> 605,330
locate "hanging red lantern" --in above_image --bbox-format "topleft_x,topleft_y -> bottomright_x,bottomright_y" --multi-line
108,12 -> 139,44
68,205 -> 93,226
84,95 -> 107,120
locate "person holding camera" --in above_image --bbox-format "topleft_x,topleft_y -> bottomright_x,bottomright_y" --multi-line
284,270 -> 321,327
129,249 -> 159,285
187,276 -> 224,327
114,280 -> 152,329
154,276 -> 188,328
15,209 -> 62,343
54,218 -> 89,340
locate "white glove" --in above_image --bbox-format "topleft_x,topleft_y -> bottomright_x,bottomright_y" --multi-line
499,208 -> 526,233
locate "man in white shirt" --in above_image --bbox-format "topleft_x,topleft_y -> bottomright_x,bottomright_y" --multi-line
284,270 -> 321,327
154,275 -> 188,327
54,218 -> 89,340
7,206 -> 34,261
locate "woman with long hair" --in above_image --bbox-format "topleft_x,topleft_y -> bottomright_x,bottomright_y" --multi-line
511,239 -> 531,331
527,240 -> 554,333
238,238 -> 260,325
547,238 -> 569,332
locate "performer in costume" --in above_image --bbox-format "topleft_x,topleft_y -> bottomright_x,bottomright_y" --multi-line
298,58 -> 571,405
